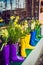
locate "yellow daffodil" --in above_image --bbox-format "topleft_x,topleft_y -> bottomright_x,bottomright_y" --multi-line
15,24 -> 19,28
25,20 -> 28,24
13,21 -> 17,25
22,25 -> 24,29
31,21 -> 35,30
15,24 -> 21,30
15,19 -> 18,23
19,25 -> 23,30
21,30 -> 24,34
16,16 -> 19,20
36,20 -> 40,25
18,25 -> 21,28
23,20 -> 28,29
16,24 -> 21,29
1,29 -> 9,38
0,19 -> 4,22
10,16 -> 15,20
14,16 -> 19,23
24,23 -> 28,28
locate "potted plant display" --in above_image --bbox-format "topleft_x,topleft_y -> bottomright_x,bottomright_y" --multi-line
30,20 -> 41,46
0,28 -> 10,65
20,20 -> 35,58
7,18 -> 25,62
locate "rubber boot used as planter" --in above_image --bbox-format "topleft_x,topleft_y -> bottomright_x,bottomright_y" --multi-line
0,51 -> 2,65
25,34 -> 35,49
2,44 -> 10,65
10,43 -> 25,62
30,30 -> 39,46
20,38 -> 26,58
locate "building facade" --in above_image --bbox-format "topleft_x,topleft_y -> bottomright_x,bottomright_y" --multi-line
0,0 -> 43,20
25,0 -> 40,19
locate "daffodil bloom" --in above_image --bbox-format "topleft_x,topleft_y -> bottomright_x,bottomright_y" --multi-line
0,19 -> 4,22
15,24 -> 19,28
18,25 -> 21,28
16,16 -> 19,20
36,21 -> 40,25
1,29 -> 9,38
13,20 -> 21,28
31,21 -> 35,30
24,20 -> 28,28
13,21 -> 17,25
17,25 -> 21,29
21,30 -> 24,34
22,25 -> 25,29
24,24 -> 28,27
10,16 -> 15,20
19,25 -> 23,30
24,20 -> 28,24
15,19 -> 18,23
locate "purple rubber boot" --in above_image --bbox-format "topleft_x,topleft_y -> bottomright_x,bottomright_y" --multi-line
0,52 -> 2,65
2,45 -> 10,65
10,43 -> 25,62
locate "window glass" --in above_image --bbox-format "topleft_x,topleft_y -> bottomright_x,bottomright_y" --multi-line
0,0 -> 25,10
0,1 -> 5,12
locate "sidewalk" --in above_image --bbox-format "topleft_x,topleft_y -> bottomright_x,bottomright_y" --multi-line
22,38 -> 43,65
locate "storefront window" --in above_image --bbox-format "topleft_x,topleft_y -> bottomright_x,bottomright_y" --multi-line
2,0 -> 25,10
0,1 -> 5,12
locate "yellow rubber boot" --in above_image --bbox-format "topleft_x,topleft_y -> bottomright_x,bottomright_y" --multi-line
25,34 -> 35,49
20,38 -> 26,57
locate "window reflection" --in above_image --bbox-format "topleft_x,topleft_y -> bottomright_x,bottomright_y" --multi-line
1,0 -> 25,10
0,1 -> 6,12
